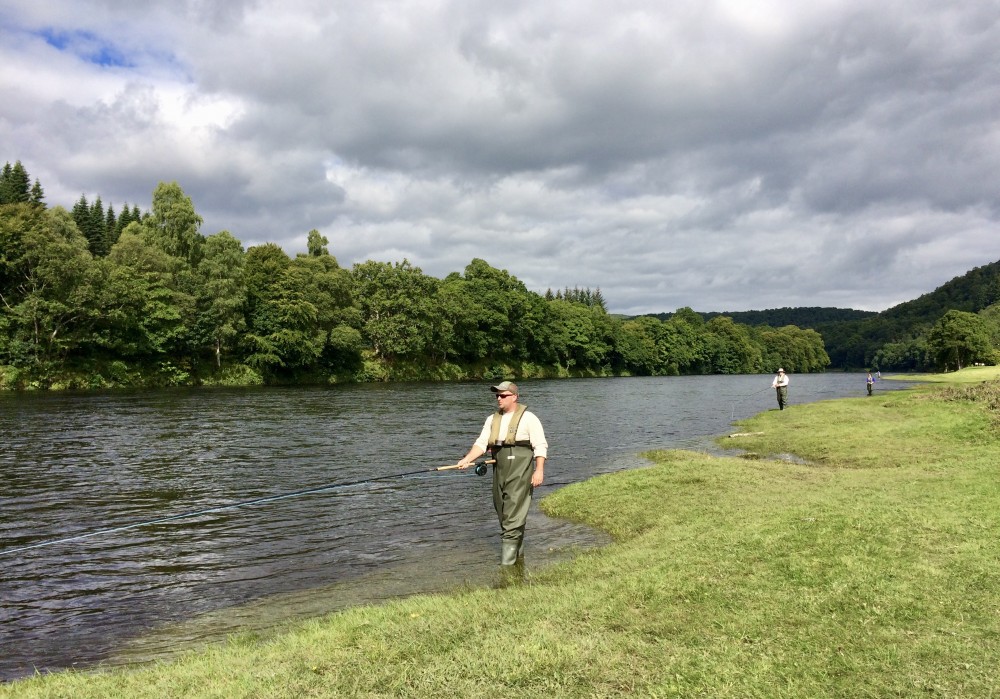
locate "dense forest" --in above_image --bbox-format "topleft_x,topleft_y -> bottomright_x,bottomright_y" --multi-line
1,159 -> 994,389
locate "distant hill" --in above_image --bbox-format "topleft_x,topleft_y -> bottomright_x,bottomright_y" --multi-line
879,259 -> 1000,323
642,307 -> 875,327
651,306 -> 878,328
706,307 -> 875,327
642,258 -> 1000,369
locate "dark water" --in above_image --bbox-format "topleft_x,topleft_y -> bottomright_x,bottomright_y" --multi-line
0,374 -> 911,680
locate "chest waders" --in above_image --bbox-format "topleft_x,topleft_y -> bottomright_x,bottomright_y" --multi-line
488,404 -> 534,566
776,385 -> 788,410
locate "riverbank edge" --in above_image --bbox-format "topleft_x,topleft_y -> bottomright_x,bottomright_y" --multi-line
0,354 -> 860,392
0,357 -> 622,391
2,367 -> 998,697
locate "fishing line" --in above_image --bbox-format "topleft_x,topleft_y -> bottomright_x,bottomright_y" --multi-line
730,386 -> 772,420
0,460 -> 493,558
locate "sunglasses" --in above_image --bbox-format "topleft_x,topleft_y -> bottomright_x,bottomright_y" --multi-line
496,393 -> 515,399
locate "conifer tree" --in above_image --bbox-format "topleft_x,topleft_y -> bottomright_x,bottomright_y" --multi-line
105,204 -> 117,245
1,161 -> 31,203
71,194 -> 91,235
0,162 -> 10,201
88,196 -> 107,255
1,161 -> 32,204
29,179 -> 45,206
593,287 -> 607,311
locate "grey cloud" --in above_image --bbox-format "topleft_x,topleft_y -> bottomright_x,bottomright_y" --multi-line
2,0 -> 999,314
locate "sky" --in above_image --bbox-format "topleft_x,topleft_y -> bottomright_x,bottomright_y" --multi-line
2,1 -> 999,315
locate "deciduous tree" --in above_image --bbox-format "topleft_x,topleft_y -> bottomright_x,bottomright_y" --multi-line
927,310 -> 992,371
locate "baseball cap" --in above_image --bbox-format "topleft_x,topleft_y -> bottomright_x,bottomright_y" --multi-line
490,381 -> 519,395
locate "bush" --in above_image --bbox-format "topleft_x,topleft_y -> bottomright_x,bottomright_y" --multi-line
203,364 -> 263,387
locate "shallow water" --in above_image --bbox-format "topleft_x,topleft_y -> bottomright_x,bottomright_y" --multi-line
0,374 -> 911,680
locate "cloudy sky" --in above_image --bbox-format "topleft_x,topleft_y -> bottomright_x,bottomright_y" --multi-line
2,1 -> 999,315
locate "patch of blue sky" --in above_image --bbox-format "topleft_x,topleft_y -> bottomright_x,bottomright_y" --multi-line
37,27 -> 134,68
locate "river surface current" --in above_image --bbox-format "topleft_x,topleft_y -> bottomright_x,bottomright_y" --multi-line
0,374 -> 911,680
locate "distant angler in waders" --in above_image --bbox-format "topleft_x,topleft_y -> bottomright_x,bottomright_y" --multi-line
457,381 -> 547,576
772,368 -> 789,410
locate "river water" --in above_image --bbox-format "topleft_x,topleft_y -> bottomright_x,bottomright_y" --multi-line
0,373 -> 910,681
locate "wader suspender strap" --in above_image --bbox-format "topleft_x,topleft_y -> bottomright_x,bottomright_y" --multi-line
489,403 -> 529,453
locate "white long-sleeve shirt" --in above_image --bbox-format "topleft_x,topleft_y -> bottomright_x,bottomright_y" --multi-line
473,409 -> 548,458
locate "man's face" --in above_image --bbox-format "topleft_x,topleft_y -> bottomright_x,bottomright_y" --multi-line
495,391 -> 517,413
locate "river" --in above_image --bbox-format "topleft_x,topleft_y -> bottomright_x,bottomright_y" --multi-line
0,373 -> 910,681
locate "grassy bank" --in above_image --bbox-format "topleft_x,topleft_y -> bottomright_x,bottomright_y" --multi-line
885,365 -> 1000,384
4,374 -> 999,697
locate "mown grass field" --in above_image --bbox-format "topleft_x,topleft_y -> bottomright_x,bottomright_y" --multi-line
3,369 -> 999,698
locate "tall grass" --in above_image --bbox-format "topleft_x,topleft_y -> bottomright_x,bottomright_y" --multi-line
3,374 -> 999,697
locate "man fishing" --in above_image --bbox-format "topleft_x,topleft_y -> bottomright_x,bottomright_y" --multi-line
771,367 -> 789,410
456,381 -> 547,574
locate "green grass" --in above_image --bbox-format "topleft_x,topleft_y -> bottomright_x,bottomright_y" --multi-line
4,378 -> 1000,697
885,365 -> 1000,383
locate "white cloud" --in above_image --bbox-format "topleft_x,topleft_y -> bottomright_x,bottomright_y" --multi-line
2,0 -> 999,314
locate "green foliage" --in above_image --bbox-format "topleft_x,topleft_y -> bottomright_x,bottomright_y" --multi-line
194,231 -> 247,368
754,324 -> 831,373
546,300 -> 609,370
871,336 -> 929,372
696,305 -> 877,326
326,324 -> 364,373
200,363 -> 264,387
977,302 -> 1000,364
140,181 -> 205,266
703,316 -> 763,374
242,243 -> 331,378
352,259 -> 441,362
0,161 -> 32,205
0,204 -> 101,383
305,229 -> 330,257
926,309 -> 993,371
98,229 -> 195,359
612,316 -> 661,375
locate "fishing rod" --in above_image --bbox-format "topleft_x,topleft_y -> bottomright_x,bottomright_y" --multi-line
0,459 -> 495,558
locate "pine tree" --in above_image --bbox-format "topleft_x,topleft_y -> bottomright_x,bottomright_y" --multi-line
87,197 -> 107,255
0,161 -> 32,203
29,179 -> 45,206
1,161 -> 32,204
112,203 -> 143,242
592,287 -> 607,311
103,204 -> 117,255
0,162 -> 12,204
71,194 -> 91,234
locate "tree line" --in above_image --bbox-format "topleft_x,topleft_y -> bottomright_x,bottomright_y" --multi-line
2,160 -> 834,389
757,262 -> 1000,372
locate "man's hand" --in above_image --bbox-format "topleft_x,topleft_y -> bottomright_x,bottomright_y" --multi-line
531,462 -> 544,487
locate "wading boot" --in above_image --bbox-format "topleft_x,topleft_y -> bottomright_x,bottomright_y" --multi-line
500,540 -> 519,566
496,541 -> 525,588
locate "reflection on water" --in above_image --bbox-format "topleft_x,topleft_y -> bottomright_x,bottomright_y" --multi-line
0,374 -> 912,680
